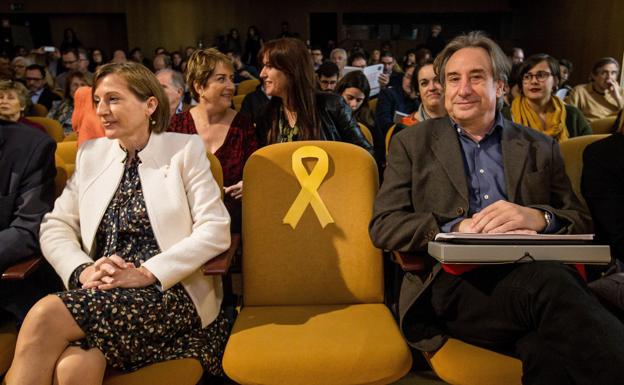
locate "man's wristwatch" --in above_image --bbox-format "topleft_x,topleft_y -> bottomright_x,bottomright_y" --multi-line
543,210 -> 552,230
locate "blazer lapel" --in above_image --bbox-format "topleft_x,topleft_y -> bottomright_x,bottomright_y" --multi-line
501,121 -> 529,203
80,142 -> 125,255
430,119 -> 469,202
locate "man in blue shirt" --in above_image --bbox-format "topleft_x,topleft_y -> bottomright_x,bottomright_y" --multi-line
370,31 -> 624,384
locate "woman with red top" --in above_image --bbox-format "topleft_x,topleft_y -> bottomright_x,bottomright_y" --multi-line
168,48 -> 258,231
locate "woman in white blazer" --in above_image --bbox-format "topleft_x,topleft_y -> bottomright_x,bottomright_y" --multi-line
6,62 -> 231,384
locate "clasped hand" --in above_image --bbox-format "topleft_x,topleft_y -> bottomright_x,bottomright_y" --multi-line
79,254 -> 157,290
452,200 -> 546,234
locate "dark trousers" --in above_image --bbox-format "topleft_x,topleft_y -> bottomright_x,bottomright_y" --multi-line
430,262 -> 624,385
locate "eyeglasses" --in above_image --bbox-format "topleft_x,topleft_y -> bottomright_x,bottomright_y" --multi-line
522,71 -> 552,82
63,59 -> 77,66
25,77 -> 43,81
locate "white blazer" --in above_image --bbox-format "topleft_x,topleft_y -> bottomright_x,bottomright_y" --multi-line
40,132 -> 231,327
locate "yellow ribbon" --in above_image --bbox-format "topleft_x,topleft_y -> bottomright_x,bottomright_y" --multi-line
283,146 -> 335,229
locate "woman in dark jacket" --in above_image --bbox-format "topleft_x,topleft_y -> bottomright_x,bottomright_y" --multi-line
257,38 -> 373,155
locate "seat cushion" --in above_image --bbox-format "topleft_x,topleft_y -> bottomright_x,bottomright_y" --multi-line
0,321 -> 17,375
427,338 -> 522,385
223,304 -> 411,385
103,358 -> 203,385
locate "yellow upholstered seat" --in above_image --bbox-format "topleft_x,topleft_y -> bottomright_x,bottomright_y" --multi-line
55,141 -> 78,167
589,116 -> 616,135
103,359 -> 203,385
26,116 -> 64,142
63,131 -> 77,142
232,94 -> 245,112
358,122 -> 373,145
559,134 -> 609,206
223,141 -> 411,384
385,124 -> 396,155
30,103 -> 48,117
236,79 -> 260,96
369,98 -> 378,114
426,338 -> 522,385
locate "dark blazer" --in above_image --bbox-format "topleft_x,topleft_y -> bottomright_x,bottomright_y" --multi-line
257,92 -> 374,156
582,133 -> 624,263
369,117 -> 591,351
0,120 -> 58,322
35,87 -> 62,111
374,86 -> 419,136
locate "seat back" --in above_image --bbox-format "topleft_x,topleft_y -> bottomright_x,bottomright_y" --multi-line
56,141 -> 78,166
206,151 -> 224,197
385,124 -> 396,155
30,103 -> 48,117
236,79 -> 260,96
27,116 -> 64,142
368,98 -> 378,114
590,116 -> 617,134
242,141 -> 382,306
559,134 -> 609,207
357,122 -> 373,145
232,94 -> 245,112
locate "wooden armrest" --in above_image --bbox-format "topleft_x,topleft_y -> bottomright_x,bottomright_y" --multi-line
202,233 -> 241,275
391,251 -> 428,272
2,257 -> 43,280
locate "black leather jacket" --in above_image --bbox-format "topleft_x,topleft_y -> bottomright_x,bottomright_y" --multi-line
257,92 -> 374,156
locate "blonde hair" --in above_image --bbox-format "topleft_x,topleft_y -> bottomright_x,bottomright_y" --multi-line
92,62 -> 169,133
185,48 -> 234,100
0,80 -> 30,115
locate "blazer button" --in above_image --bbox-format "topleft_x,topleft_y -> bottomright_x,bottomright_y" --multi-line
456,207 -> 465,215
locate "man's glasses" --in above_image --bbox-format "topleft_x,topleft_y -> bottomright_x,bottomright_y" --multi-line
522,71 -> 552,82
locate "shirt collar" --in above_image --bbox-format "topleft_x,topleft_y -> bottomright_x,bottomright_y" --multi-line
175,100 -> 184,114
451,111 -> 504,141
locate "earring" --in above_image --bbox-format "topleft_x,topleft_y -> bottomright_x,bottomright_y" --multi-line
150,119 -> 156,126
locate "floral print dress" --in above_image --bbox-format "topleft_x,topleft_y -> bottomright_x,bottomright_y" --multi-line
55,154 -> 231,374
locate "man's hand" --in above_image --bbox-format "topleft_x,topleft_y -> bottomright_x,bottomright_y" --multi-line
451,218 -> 477,233
378,73 -> 390,88
470,200 -> 547,234
606,79 -> 624,107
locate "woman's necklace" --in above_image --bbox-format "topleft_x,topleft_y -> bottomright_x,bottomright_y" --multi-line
284,107 -> 297,127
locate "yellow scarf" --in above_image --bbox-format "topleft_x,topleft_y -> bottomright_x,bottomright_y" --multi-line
511,96 -> 569,142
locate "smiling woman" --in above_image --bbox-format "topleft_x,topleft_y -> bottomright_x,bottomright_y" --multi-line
5,62 -> 232,385
509,54 -> 592,141
168,48 -> 258,232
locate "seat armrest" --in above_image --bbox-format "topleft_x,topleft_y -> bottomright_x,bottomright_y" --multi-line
391,251 -> 428,272
202,233 -> 241,275
1,257 -> 43,280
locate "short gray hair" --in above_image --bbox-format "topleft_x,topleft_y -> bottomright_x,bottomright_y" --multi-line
330,48 -> 347,59
434,31 -> 510,87
156,68 -> 185,92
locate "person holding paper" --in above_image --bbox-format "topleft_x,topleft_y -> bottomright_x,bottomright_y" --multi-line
374,65 -> 419,135
370,31 -> 624,385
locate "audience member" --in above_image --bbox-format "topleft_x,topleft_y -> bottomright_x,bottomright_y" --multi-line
48,71 -> 90,134
168,48 -> 258,232
349,52 -> 367,68
243,26 -> 263,68
277,21 -> 293,38
171,51 -> 183,71
0,55 -> 11,80
425,24 -> 446,57
509,54 -> 591,140
335,71 -> 384,164
396,60 -> 446,133
10,56 -> 31,81
378,50 -> 403,89
567,57 -> 623,121
225,28 -> 243,54
152,53 -> 172,72
375,65 -> 419,135
330,48 -> 348,78
0,119 -> 60,326
0,80 -> 46,133
240,80 -> 270,125
59,28 -> 82,52
370,31 -> 624,385
25,64 -> 61,111
129,47 -> 151,68
510,47 -> 525,65
555,58 -> 573,99
155,68 -> 186,117
370,49 -> 381,65
89,48 -> 106,72
56,48 -> 81,93
6,61 -> 232,384
111,49 -> 128,64
415,47 -> 432,66
316,61 -> 340,91
77,49 -> 94,82
257,38 -> 372,155
310,46 -> 324,70
226,50 -> 259,83
72,86 -> 105,146
402,49 -> 416,69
